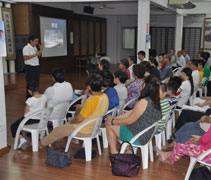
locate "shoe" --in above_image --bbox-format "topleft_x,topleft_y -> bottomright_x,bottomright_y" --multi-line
17,138 -> 27,149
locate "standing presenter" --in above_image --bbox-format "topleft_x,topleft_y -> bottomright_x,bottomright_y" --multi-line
23,35 -> 44,99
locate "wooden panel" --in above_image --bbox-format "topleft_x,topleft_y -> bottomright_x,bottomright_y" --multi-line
74,20 -> 79,56
81,21 -> 87,56
96,23 -> 100,54
88,22 -> 94,55
102,23 -> 106,55
12,4 -> 30,35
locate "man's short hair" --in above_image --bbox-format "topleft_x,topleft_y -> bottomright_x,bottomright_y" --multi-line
52,68 -> 65,83
100,70 -> 114,88
28,35 -> 39,43
128,56 -> 137,64
138,50 -> 146,57
100,59 -> 110,71
120,58 -> 129,69
114,70 -> 128,84
86,73 -> 103,92
167,76 -> 182,95
190,59 -> 198,67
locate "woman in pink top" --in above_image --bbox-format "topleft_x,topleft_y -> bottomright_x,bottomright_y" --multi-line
155,126 -> 211,164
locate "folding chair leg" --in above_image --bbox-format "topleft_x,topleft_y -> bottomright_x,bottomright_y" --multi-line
155,133 -> 161,156
14,129 -> 21,150
96,136 -> 102,156
184,157 -> 197,180
141,145 -> 149,170
101,128 -> 108,149
53,121 -> 60,129
162,131 -> 166,146
84,139 -> 92,161
149,141 -> 154,162
31,131 -> 39,152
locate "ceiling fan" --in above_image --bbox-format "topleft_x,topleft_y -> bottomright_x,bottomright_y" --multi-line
98,3 -> 115,9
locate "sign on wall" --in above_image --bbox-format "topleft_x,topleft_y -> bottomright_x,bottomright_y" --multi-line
1,8 -> 16,60
0,20 -> 7,57
203,18 -> 211,50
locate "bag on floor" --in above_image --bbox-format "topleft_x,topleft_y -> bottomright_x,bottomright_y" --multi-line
110,141 -> 141,178
45,147 -> 72,168
189,166 -> 211,180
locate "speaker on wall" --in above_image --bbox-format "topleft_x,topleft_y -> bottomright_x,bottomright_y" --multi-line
83,6 -> 94,14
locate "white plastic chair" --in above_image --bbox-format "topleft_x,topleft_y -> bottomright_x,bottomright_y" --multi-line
65,117 -> 103,161
100,107 -> 118,149
184,149 -> 211,180
197,77 -> 209,97
173,67 -> 182,77
48,101 -> 71,129
120,122 -> 158,170
14,108 -> 52,152
154,114 -> 170,153
120,97 -> 137,114
116,100 -> 126,116
67,94 -> 86,117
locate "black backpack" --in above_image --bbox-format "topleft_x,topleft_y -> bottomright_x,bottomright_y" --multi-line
189,166 -> 211,180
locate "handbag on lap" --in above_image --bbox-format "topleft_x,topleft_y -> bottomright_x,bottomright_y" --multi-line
45,147 -> 72,168
110,141 -> 141,178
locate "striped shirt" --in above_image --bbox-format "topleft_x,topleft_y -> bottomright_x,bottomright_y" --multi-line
168,96 -> 178,120
157,97 -> 171,132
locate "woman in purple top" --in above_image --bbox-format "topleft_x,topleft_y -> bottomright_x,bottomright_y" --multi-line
126,64 -> 146,109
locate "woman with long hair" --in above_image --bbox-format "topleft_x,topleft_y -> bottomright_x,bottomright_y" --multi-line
105,75 -> 162,154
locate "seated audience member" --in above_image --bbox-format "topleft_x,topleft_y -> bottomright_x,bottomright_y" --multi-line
175,97 -> 211,130
169,49 -> 176,65
177,67 -> 194,109
167,77 -> 182,119
155,124 -> 211,164
161,115 -> 211,151
141,61 -> 151,77
128,56 -> 137,81
98,59 -> 110,72
137,50 -> 147,63
198,59 -> 205,82
158,54 -> 165,70
44,68 -> 73,120
105,75 -> 162,153
182,50 -> 191,66
100,70 -> 119,111
149,49 -> 157,59
176,51 -> 186,68
10,82 -> 47,149
149,58 -> 161,79
189,59 -> 200,89
86,63 -> 98,76
200,52 -> 211,85
157,83 -> 171,133
160,54 -> 172,81
41,74 -> 109,147
119,58 -> 130,79
125,64 -> 146,109
113,70 -> 128,102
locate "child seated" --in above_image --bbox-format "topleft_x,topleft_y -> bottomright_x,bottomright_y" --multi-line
128,56 -> 137,81
119,58 -> 130,79
113,70 -> 128,102
157,83 -> 171,133
10,82 -> 47,149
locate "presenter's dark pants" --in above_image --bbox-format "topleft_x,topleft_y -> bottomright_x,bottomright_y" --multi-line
175,108 -> 211,130
25,65 -> 40,99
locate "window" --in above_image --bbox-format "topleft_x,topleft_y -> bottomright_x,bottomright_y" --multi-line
123,28 -> 135,49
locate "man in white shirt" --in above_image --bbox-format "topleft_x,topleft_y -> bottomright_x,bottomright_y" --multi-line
22,35 -> 44,99
189,59 -> 200,90
182,50 -> 191,66
128,56 -> 136,81
137,50 -> 147,63
176,51 -> 186,68
44,68 -> 73,120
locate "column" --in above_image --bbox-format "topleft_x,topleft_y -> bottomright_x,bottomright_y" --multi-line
0,9 -> 7,149
137,0 -> 150,60
175,14 -> 184,52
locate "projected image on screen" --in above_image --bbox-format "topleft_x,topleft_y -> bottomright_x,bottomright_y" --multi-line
40,16 -> 67,57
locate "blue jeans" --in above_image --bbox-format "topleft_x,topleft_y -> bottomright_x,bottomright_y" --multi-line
174,122 -> 206,143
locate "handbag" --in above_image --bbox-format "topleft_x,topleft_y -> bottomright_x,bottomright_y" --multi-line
110,141 -> 141,178
45,147 -> 72,168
